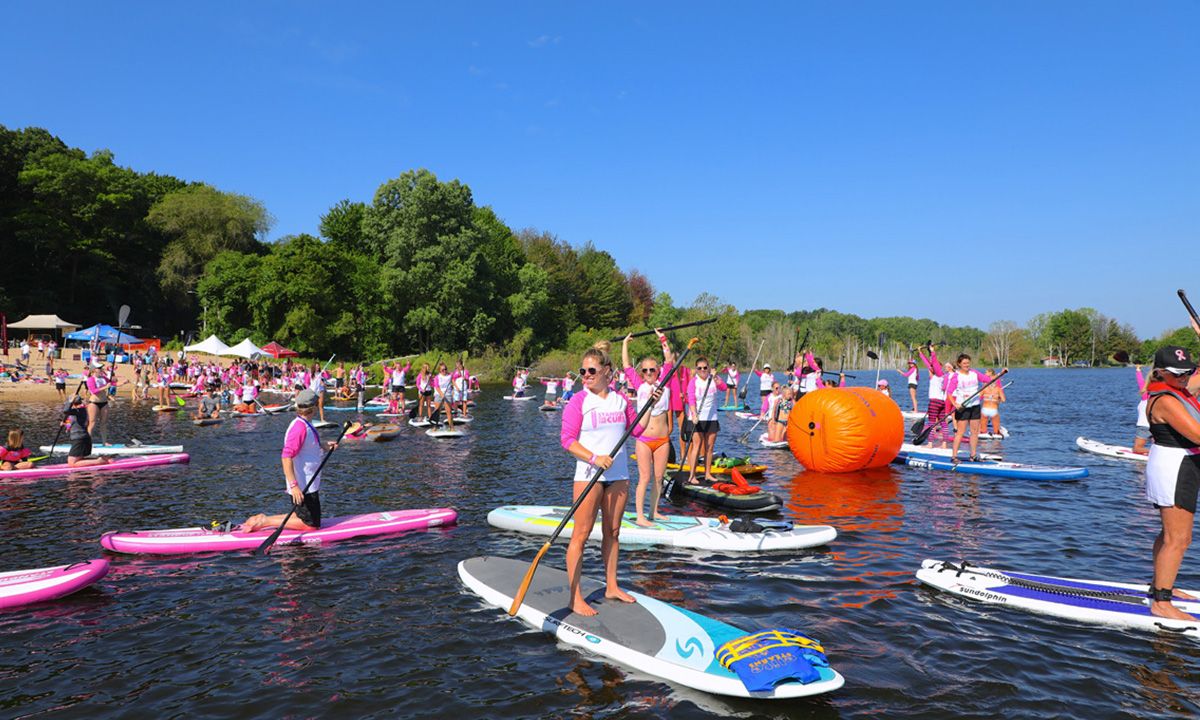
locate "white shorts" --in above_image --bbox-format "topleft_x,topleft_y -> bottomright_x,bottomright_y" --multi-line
1146,445 -> 1200,512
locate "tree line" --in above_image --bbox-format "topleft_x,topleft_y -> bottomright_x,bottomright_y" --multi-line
0,124 -> 1183,375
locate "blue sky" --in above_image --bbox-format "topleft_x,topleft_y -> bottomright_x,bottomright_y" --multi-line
3,3 -> 1196,336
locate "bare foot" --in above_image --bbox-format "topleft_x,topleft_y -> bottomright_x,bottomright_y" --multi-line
240,514 -> 267,532
1150,600 -> 1197,621
704,475 -> 717,483
635,517 -> 654,527
605,587 -> 636,604
651,513 -> 668,521
570,599 -> 598,616
686,475 -> 699,485
1175,589 -> 1198,600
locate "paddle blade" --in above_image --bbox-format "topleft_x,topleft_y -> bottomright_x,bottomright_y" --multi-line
913,419 -> 938,445
1112,350 -> 1131,364
508,543 -> 551,616
866,351 -> 879,360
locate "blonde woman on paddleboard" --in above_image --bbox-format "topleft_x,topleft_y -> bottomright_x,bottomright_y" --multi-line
621,330 -> 675,527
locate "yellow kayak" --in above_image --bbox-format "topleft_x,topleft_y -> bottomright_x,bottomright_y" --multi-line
630,454 -> 767,476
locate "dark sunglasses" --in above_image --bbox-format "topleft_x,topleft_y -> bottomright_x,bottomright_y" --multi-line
640,366 -> 659,374
696,365 -> 709,370
579,367 -> 600,376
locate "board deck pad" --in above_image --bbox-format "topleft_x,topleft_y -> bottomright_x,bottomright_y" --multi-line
459,555 -> 843,698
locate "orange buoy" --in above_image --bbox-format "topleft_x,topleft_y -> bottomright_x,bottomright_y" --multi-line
787,387 -> 903,472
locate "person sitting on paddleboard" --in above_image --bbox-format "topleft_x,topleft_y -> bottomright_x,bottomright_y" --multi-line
240,389 -> 338,533
232,398 -> 257,414
684,354 -> 728,484
0,429 -> 34,471
944,354 -> 1000,462
723,362 -> 740,407
1143,346 -> 1200,621
901,359 -> 920,412
195,384 -> 221,420
980,370 -> 1006,438
561,340 -> 658,616
1134,364 -> 1152,455
64,395 -> 111,467
622,330 -> 675,527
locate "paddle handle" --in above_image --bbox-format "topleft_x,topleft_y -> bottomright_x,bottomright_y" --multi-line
506,337 -> 702,616
608,318 -> 715,342
253,421 -> 351,555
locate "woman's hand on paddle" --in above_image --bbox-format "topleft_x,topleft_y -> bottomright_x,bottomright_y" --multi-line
325,440 -> 338,451
591,454 -> 614,470
623,333 -> 633,346
650,387 -> 664,404
288,484 -> 304,505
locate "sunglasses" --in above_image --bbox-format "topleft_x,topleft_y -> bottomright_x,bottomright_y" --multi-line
579,367 -> 601,376
696,365 -> 709,370
640,367 -> 659,374
1166,368 -> 1195,377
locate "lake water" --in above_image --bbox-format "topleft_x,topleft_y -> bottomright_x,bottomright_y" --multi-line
1,368 -> 1192,719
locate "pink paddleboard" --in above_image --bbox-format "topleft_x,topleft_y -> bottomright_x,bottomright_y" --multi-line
100,508 -> 458,554
0,559 -> 110,610
0,453 -> 189,481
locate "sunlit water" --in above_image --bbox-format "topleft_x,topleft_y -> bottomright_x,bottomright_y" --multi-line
1,369 -> 1193,719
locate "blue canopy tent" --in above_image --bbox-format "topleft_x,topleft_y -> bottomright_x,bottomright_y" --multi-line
64,324 -> 143,344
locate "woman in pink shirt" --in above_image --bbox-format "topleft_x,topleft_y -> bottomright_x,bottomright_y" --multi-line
560,341 -> 657,616
685,356 -> 728,483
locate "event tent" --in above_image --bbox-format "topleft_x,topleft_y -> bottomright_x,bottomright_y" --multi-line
64,324 -> 143,344
184,335 -> 232,356
7,314 -> 81,332
227,338 -> 264,359
261,341 -> 299,358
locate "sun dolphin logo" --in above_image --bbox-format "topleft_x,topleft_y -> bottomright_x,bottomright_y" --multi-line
675,637 -> 704,659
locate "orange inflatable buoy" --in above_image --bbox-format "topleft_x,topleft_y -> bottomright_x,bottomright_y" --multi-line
787,387 -> 903,473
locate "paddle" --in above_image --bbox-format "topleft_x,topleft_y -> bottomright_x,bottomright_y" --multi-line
44,381 -> 85,460
873,333 -> 885,387
1112,350 -> 1131,364
912,369 -> 1009,445
664,338 -> 726,496
740,339 -> 765,402
608,318 -> 715,342
1179,289 -> 1200,341
253,420 -> 353,555
508,337 -> 701,616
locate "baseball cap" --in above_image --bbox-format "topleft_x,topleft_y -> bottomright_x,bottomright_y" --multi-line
1154,346 -> 1197,375
295,389 -> 320,407
763,363 -> 771,369
877,379 -> 889,387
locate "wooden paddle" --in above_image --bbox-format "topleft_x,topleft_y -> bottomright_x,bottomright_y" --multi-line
253,420 -> 354,555
912,369 -> 1008,445
508,337 -> 701,616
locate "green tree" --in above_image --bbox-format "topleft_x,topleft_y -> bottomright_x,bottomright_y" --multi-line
319,199 -> 369,255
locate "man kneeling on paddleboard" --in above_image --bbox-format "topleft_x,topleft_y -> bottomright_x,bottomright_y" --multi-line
241,389 -> 338,533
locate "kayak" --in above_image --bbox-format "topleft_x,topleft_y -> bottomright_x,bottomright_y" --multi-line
100,508 -> 458,554
459,556 -> 844,698
916,558 -> 1200,638
668,474 -> 783,513
899,443 -> 1001,461
892,451 -> 1087,481
503,395 -> 537,401
631,455 -> 767,477
488,506 -> 836,551
0,454 -> 189,481
759,433 -> 789,449
193,418 -> 223,426
0,559 -> 110,610
1075,436 -> 1147,463
426,428 -> 465,439
39,442 -> 184,456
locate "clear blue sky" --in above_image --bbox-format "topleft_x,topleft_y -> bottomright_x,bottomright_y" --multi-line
3,3 -> 1196,337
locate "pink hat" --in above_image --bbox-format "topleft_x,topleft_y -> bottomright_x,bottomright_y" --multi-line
877,379 -> 889,387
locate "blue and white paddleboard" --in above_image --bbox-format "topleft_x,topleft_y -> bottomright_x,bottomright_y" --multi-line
458,556 -> 844,698
487,506 -> 835,552
917,559 -> 1200,637
893,451 -> 1087,481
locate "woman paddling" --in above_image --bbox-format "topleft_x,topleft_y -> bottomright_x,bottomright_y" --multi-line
240,390 -> 338,533
1143,346 -> 1200,621
560,341 -> 658,615
621,330 -> 674,527
723,362 -> 740,407
917,344 -> 952,449
943,354 -> 999,462
901,359 -> 920,412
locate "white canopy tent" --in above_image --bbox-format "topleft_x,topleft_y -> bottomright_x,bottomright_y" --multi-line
184,335 -> 232,356
226,338 -> 263,359
7,314 -> 81,332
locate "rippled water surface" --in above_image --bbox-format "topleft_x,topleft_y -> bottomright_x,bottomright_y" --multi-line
1,369 -> 1195,719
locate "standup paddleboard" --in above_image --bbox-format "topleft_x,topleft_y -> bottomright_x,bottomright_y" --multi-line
1076,436 -> 1148,463
893,451 -> 1087,481
734,411 -> 759,421
193,418 -> 223,427
632,459 -> 767,477
152,405 -> 182,412
917,558 -> 1200,638
39,443 -> 183,456
503,395 -> 536,401
488,506 -> 835,551
426,428 -> 465,439
100,508 -> 458,554
312,420 -> 339,429
459,556 -> 844,698
0,559 -> 110,610
758,433 -> 789,449
408,418 -> 432,428
0,454 -> 189,481
899,443 -> 1001,461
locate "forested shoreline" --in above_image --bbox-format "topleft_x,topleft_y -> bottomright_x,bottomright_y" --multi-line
1,125 -> 1187,378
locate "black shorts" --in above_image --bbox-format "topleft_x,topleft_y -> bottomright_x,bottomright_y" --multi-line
55,382 -> 65,390
695,420 -> 720,434
293,491 -> 322,528
69,436 -> 92,459
335,378 -> 344,388
421,389 -> 434,398
760,390 -> 771,397
392,384 -> 405,393
955,405 -> 982,422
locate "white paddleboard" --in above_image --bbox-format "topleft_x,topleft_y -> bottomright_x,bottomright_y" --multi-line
39,443 -> 184,456
899,443 -> 1002,461
758,433 -> 789,449
917,558 -> 1200,638
459,556 -> 844,698
426,428 -> 465,438
503,395 -> 536,401
1075,436 -> 1148,463
488,506 -> 835,551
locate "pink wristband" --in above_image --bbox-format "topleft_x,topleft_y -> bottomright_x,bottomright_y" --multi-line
588,453 -> 597,465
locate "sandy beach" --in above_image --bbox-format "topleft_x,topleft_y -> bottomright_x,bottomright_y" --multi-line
0,351 -> 229,404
